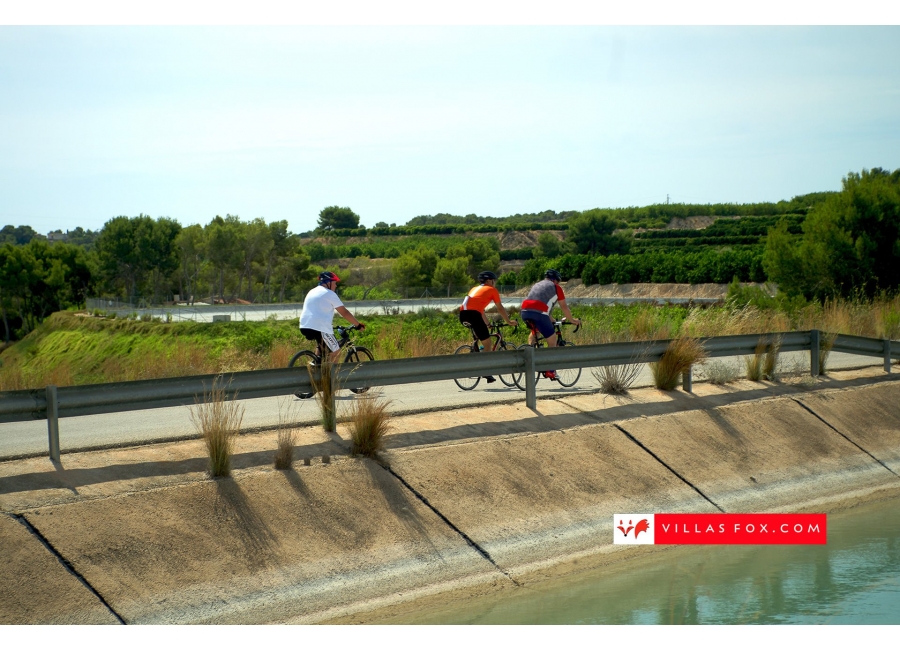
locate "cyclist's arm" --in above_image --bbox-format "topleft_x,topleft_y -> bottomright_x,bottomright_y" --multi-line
335,306 -> 364,328
557,299 -> 581,325
494,301 -> 516,327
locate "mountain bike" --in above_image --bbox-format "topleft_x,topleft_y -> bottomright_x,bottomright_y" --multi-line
288,325 -> 374,399
454,321 -> 520,391
515,318 -> 581,390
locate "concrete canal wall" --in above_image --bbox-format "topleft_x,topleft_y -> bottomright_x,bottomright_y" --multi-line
2,370 -> 899,624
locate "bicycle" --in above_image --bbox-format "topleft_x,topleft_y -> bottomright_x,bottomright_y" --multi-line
288,325 -> 374,399
514,318 -> 581,389
453,321 -> 521,391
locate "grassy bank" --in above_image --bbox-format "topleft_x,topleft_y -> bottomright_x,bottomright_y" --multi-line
1,295 -> 898,391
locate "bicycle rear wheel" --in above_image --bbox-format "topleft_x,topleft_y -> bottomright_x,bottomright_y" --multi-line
555,341 -> 582,388
288,350 -> 319,399
497,341 -> 520,388
344,346 -> 374,394
453,344 -> 481,391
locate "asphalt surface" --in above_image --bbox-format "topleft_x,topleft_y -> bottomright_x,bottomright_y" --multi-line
0,350 -> 890,460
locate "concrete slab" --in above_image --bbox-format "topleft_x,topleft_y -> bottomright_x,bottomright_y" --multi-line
795,383 -> 900,475
382,423 -> 717,579
620,396 -> 898,513
22,460 -> 501,624
0,513 -> 118,624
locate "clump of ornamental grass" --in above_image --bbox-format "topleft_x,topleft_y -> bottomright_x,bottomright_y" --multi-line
348,394 -> 393,458
651,337 -> 708,391
273,398 -> 299,470
309,359 -> 341,432
698,359 -> 741,385
189,378 -> 244,478
592,344 -> 649,395
745,335 -> 782,381
818,332 -> 838,375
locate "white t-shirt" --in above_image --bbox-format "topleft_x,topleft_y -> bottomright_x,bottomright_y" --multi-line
299,285 -> 344,333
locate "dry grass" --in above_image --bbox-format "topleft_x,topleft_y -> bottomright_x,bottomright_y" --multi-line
697,359 -> 741,385
819,332 -> 838,375
629,306 -> 676,341
681,305 -> 790,338
651,337 -> 708,391
268,341 -> 297,369
189,378 -> 244,478
273,398 -> 298,470
591,344 -> 650,395
348,394 -> 392,458
309,360 -> 340,432
406,334 -> 451,358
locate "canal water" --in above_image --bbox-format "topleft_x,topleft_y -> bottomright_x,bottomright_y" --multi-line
389,496 -> 900,624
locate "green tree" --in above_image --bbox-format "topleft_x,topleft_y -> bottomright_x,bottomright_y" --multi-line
764,167 -> 900,298
175,225 -> 207,304
433,256 -> 471,296
205,215 -> 244,301
535,231 -> 563,258
566,210 -> 632,255
95,215 -> 181,301
317,206 -> 360,231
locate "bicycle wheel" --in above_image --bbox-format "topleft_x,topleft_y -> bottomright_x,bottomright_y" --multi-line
288,350 -> 319,399
453,344 -> 481,391
497,341 -> 520,388
344,346 -> 374,395
555,341 -> 582,388
513,344 -> 540,391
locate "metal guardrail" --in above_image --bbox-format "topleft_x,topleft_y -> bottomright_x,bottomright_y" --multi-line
1,330 -> 896,461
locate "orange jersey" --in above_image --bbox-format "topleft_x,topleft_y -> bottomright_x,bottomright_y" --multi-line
461,285 -> 501,313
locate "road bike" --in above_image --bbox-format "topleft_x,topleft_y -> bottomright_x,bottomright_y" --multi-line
515,318 -> 581,390
453,321 -> 520,391
288,325 -> 374,399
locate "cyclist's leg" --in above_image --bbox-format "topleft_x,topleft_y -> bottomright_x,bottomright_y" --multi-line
461,309 -> 495,382
522,311 -> 558,379
319,329 -> 341,362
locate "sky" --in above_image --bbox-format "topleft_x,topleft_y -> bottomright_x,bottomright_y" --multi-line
2,9 -> 900,236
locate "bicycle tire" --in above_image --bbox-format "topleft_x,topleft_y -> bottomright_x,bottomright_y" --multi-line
288,350 -> 319,399
513,343 -> 540,391
344,346 -> 374,394
497,341 -> 520,388
555,341 -> 582,388
453,344 -> 481,391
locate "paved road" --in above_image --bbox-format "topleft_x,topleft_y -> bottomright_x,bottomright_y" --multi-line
0,350 -> 890,460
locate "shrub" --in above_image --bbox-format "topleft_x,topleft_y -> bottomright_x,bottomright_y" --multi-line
189,378 -> 244,478
309,360 -> 340,432
348,394 -> 392,457
651,337 -> 707,390
273,398 -> 298,470
698,359 -> 741,385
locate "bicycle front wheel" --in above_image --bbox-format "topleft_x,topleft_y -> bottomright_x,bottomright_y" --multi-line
453,344 -> 481,391
555,341 -> 582,388
497,341 -> 520,388
344,346 -> 375,394
288,350 -> 319,399
513,344 -> 539,391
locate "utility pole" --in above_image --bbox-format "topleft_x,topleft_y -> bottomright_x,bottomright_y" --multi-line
666,194 -> 670,205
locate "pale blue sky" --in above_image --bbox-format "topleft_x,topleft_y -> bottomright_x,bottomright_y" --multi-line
1,26 -> 899,234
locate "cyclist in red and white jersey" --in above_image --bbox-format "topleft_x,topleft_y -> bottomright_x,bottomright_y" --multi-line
519,269 -> 581,381
459,271 -> 517,384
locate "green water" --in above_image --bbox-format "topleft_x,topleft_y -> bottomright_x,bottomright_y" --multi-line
392,496 -> 900,624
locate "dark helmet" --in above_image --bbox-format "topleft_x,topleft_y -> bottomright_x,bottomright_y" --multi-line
319,271 -> 341,284
545,269 -> 562,282
478,270 -> 498,283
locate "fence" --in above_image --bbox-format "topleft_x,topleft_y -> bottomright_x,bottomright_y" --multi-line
1,331 -> 896,461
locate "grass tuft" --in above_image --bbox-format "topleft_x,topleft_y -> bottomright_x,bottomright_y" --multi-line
651,337 -> 707,390
273,398 -> 298,470
698,359 -> 741,385
592,344 -> 648,395
819,332 -> 838,375
189,378 -> 244,478
348,394 -> 392,458
309,360 -> 340,432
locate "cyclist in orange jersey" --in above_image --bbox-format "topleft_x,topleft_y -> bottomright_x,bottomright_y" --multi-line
459,271 -> 517,384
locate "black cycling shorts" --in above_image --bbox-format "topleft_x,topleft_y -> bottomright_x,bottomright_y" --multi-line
300,327 -> 340,352
459,310 -> 490,341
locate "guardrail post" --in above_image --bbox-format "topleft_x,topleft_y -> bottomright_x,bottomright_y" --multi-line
810,329 -> 820,377
46,385 -> 60,462
885,339 -> 893,374
682,366 -> 692,393
524,345 -> 536,410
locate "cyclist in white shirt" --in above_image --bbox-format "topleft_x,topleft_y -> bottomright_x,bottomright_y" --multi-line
299,271 -> 365,362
